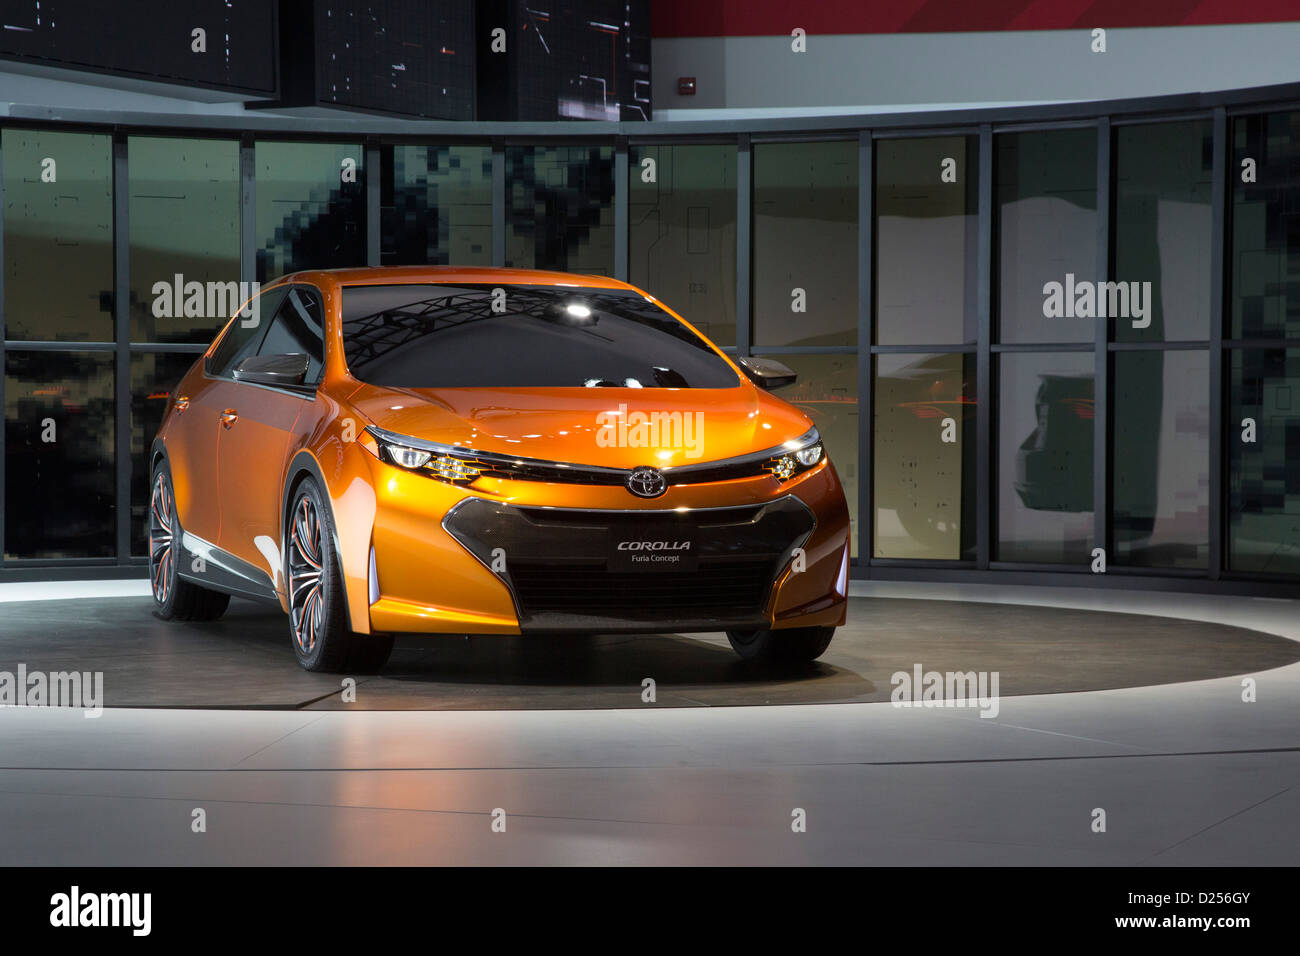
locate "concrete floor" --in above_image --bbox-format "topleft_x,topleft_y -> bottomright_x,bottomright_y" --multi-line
0,580 -> 1297,864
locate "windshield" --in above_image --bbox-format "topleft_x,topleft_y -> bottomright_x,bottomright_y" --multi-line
340,284 -> 740,389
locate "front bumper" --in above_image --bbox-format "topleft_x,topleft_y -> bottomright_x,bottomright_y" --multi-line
359,454 -> 850,635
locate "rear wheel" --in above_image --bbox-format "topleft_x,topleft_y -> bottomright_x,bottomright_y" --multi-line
726,625 -> 835,663
149,461 -> 230,622
286,477 -> 393,673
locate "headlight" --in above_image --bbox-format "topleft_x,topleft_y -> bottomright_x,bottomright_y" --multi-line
367,429 -> 484,484
765,434 -> 826,482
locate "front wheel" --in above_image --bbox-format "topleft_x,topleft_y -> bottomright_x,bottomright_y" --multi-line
726,625 -> 835,663
285,478 -> 393,673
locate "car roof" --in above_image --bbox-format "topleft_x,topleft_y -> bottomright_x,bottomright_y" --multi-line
276,265 -> 638,291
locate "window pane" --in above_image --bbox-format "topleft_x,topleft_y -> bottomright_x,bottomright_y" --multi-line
763,353 -> 858,556
255,141 -> 365,282
1114,121 -> 1213,342
629,144 -> 737,347
1229,348 -> 1300,575
1112,350 -> 1209,568
997,129 -> 1097,344
997,351 -> 1095,562
874,352 -> 975,559
130,351 -> 200,556
4,350 -> 115,557
208,286 -> 287,378
257,288 -> 325,384
129,136 -> 240,343
753,141 -> 858,347
2,129 -> 113,341
505,145 -> 614,275
383,145 -> 492,266
875,137 -> 978,346
1232,111 -> 1300,339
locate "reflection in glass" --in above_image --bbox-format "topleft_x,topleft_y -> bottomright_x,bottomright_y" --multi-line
997,129 -> 1097,344
255,141 -> 365,282
874,353 -> 975,559
4,351 -> 115,557
875,137 -> 978,346
1114,121 -> 1212,342
764,353 -> 858,555
753,141 -> 858,346
1112,351 -> 1209,568
997,351 -> 1095,563
505,145 -> 615,275
383,145 -> 492,266
2,129 -> 113,341
629,144 -> 737,346
130,352 -> 200,555
129,136 -> 241,343
1228,349 -> 1300,575
1232,110 -> 1300,339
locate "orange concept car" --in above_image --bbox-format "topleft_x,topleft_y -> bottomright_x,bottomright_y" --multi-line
148,267 -> 851,672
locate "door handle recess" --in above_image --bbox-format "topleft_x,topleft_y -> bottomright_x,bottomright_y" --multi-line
220,409 -> 239,428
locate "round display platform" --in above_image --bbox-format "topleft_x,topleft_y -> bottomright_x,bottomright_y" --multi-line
2,595 -> 1296,710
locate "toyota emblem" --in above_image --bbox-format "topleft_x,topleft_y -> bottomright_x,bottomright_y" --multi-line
625,466 -> 668,499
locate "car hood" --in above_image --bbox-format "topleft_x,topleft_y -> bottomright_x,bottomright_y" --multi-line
347,383 -> 814,470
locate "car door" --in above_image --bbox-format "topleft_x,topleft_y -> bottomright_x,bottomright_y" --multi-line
216,285 -> 327,586
170,285 -> 288,548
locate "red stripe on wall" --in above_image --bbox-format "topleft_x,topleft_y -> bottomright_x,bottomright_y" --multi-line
651,0 -> 1300,37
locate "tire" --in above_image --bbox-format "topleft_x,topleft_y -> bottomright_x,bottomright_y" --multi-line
149,460 -> 231,622
725,625 -> 835,663
285,477 -> 393,673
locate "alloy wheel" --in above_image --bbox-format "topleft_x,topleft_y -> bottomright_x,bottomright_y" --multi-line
149,471 -> 175,604
288,495 -> 325,654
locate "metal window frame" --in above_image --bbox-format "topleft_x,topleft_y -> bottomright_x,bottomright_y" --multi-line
2,81 -> 1300,593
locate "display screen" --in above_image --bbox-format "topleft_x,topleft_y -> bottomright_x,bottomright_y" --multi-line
314,0 -> 475,120
0,0 -> 277,95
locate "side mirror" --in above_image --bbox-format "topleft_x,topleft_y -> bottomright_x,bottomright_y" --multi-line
737,356 -> 798,391
233,353 -> 310,388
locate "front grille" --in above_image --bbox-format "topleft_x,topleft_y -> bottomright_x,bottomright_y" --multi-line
509,557 -> 775,617
442,496 -> 815,631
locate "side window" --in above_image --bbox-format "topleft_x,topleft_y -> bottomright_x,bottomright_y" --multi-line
208,286 -> 287,379
256,287 -> 326,385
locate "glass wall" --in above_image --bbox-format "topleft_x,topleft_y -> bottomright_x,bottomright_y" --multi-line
997,129 -> 1097,344
505,145 -> 615,274
874,353 -> 975,559
4,350 -> 115,558
752,141 -> 858,347
1228,110 -> 1300,576
1109,120 -> 1213,569
2,129 -> 114,342
382,144 -> 492,266
1114,121 -> 1213,342
3,97 -> 1300,591
997,351 -> 1095,564
766,353 -> 859,557
629,143 -> 737,346
1228,349 -> 1300,575
876,136 -> 978,346
129,136 -> 241,344
255,141 -> 366,282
